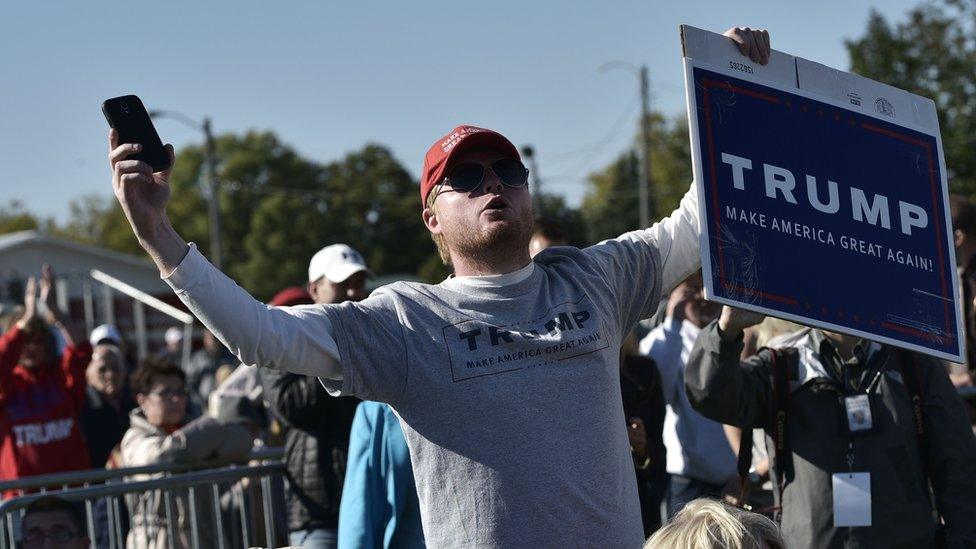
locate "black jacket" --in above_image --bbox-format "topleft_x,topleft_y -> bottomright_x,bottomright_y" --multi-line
686,322 -> 976,549
620,354 -> 667,536
263,370 -> 359,531
79,386 -> 135,468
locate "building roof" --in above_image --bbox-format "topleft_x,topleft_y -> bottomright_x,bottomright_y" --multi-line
0,230 -> 156,271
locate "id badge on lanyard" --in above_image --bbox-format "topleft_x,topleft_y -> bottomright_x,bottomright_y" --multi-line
839,359 -> 883,436
843,394 -> 874,434
833,471 -> 872,527
833,438 -> 872,527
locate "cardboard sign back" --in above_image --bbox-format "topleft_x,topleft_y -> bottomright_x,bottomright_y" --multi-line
680,25 -> 797,88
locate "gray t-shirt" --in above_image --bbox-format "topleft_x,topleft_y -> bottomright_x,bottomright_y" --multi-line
318,236 -> 661,548
165,185 -> 701,548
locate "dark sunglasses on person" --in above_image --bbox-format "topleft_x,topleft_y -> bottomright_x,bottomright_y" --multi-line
444,158 -> 530,193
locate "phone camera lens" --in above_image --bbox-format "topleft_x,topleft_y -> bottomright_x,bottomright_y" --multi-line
120,102 -> 129,112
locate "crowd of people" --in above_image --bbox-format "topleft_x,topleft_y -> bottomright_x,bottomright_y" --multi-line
2,240 -> 801,549
3,25 -> 976,549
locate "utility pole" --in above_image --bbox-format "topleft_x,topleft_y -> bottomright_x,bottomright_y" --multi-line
150,109 -> 223,269
600,61 -> 654,229
638,65 -> 653,229
521,145 -> 542,216
202,117 -> 222,270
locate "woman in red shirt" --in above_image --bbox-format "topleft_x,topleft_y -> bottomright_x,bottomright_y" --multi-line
0,266 -> 92,490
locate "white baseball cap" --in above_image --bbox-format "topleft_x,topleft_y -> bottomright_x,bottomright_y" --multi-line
90,324 -> 122,346
308,244 -> 373,284
164,326 -> 184,345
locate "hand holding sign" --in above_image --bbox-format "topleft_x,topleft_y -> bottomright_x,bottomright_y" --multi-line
718,306 -> 766,342
723,27 -> 771,66
683,24 -> 961,361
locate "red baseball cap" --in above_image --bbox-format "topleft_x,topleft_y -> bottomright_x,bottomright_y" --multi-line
269,286 -> 313,307
420,125 -> 521,206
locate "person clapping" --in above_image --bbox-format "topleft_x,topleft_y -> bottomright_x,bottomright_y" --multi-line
0,265 -> 92,489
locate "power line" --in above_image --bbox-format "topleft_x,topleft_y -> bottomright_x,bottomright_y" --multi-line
542,93 -> 641,164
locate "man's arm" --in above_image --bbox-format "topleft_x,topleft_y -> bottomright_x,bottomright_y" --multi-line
121,416 -> 252,466
642,185 -> 701,298
108,131 -> 344,380
684,306 -> 773,428
37,266 -> 93,408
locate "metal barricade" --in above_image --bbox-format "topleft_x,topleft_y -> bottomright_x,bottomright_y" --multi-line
0,447 -> 283,498
0,462 -> 286,549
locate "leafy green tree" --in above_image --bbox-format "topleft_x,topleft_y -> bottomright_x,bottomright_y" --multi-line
55,195 -> 115,245
536,192 -> 587,247
235,192 -> 335,299
317,144 -> 433,278
582,113 -> 693,243
0,200 -> 43,234
80,131 -> 436,300
583,150 -> 640,243
648,117 -> 693,219
846,0 -> 976,194
86,140 -> 211,257
232,143 -> 433,299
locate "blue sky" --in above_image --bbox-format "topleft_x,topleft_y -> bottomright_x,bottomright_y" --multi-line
2,0 -> 922,222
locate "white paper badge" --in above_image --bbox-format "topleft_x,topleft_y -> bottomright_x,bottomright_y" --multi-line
833,472 -> 872,527
845,395 -> 873,432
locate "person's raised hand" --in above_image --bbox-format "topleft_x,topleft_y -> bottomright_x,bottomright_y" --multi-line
17,276 -> 38,331
666,285 -> 696,322
718,305 -> 766,341
108,129 -> 189,275
109,129 -> 176,246
38,264 -> 60,323
724,27 -> 771,65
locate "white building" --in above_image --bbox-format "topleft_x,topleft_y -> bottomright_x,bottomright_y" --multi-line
0,230 -> 190,359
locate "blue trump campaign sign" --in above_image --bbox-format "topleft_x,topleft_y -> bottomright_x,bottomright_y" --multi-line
682,29 -> 963,362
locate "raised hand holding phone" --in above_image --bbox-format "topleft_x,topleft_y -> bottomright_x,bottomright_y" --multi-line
108,127 -> 187,275
102,95 -> 172,171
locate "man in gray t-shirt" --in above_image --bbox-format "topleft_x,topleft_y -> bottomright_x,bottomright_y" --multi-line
107,27 -> 769,548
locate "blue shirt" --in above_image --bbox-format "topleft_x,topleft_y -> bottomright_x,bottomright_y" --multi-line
640,317 -> 736,484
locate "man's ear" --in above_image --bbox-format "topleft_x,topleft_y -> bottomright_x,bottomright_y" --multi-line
955,228 -> 966,249
136,393 -> 146,408
423,208 -> 441,235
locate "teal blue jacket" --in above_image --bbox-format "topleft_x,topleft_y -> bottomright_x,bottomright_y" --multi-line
338,401 -> 425,548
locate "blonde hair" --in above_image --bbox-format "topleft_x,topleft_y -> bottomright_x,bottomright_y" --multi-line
425,184 -> 451,265
644,499 -> 784,549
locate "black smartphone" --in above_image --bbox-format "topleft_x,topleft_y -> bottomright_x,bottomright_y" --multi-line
102,95 -> 171,172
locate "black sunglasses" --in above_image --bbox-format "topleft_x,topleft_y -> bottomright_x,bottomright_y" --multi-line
443,158 -> 530,193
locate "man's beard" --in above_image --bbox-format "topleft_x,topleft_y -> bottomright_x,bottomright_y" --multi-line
450,214 -> 534,269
